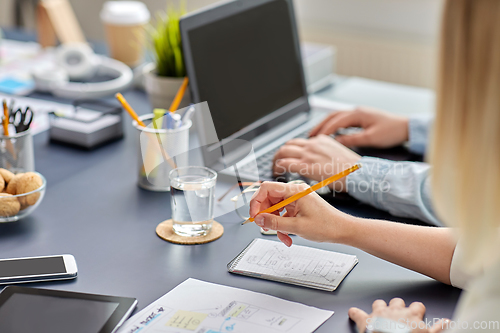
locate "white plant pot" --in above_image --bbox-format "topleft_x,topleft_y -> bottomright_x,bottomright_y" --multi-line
144,69 -> 191,110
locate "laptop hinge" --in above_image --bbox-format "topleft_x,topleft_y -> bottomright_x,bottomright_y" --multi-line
219,112 -> 309,166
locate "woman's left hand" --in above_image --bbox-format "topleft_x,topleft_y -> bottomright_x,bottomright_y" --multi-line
349,298 -> 448,333
273,134 -> 361,191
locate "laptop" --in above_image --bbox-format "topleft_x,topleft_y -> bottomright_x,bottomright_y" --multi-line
180,0 -> 323,181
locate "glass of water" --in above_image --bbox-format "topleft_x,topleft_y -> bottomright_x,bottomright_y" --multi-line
169,166 -> 217,237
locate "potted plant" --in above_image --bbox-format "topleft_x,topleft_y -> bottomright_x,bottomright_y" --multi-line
144,4 -> 190,109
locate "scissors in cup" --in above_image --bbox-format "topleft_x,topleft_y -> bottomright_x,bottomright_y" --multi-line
10,107 -> 34,133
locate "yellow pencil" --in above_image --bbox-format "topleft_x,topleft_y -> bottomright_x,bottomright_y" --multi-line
3,100 -> 9,136
242,164 -> 361,225
115,93 -> 176,169
169,77 -> 189,113
115,93 -> 146,127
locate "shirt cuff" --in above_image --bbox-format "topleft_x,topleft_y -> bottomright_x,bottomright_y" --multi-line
450,240 -> 481,290
346,156 -> 442,226
408,114 -> 433,155
346,156 -> 391,210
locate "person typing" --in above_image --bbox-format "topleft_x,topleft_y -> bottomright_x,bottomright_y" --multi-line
273,107 -> 440,225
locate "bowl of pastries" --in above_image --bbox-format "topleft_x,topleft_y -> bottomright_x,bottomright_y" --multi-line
0,168 -> 46,222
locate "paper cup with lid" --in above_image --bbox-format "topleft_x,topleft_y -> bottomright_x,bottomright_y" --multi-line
100,1 -> 150,67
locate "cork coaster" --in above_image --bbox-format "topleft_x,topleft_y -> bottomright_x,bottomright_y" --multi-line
156,219 -> 224,245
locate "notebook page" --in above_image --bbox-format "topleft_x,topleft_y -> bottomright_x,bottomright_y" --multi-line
232,239 -> 357,289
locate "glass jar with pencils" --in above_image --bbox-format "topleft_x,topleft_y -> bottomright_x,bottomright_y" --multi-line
133,113 -> 191,191
0,130 -> 35,174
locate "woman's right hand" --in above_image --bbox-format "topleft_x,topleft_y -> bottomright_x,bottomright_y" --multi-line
309,107 -> 409,148
249,182 -> 353,246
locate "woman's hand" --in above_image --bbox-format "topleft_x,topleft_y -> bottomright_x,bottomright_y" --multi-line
349,298 -> 448,333
310,107 -> 409,148
249,182 -> 353,246
273,135 -> 361,191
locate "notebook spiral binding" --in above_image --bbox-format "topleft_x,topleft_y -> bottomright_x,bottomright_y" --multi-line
227,238 -> 258,271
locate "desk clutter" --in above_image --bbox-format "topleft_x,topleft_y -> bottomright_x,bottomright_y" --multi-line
1,94 -> 125,149
1,97 -> 46,222
2,99 -> 33,137
49,99 -> 123,149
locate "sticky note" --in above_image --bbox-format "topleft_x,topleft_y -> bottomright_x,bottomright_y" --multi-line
165,310 -> 207,331
0,77 -> 34,95
228,304 -> 247,318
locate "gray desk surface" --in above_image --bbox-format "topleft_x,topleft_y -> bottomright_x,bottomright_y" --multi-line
0,31 -> 461,333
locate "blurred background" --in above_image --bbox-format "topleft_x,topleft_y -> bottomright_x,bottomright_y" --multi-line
0,0 -> 443,89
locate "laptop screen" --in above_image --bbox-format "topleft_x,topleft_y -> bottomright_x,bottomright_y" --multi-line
185,0 -> 306,140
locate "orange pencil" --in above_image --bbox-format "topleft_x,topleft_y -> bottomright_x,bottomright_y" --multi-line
242,164 -> 361,225
115,93 -> 176,169
115,93 -> 146,127
168,77 -> 189,113
3,100 -> 9,136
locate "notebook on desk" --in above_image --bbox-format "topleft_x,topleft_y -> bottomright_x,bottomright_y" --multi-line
228,238 -> 358,291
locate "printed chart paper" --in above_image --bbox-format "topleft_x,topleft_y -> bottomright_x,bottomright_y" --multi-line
117,278 -> 333,333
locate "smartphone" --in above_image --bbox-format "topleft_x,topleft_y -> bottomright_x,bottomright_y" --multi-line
0,254 -> 78,285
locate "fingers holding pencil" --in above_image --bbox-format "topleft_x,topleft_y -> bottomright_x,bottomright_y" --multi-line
245,165 -> 361,246
248,181 -> 309,221
247,182 -> 344,245
244,164 -> 360,224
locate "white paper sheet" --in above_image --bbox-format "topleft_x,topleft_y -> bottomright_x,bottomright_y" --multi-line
308,95 -> 356,112
328,77 -> 435,116
117,278 -> 333,333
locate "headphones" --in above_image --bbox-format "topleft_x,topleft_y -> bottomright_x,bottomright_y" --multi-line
33,43 -> 133,99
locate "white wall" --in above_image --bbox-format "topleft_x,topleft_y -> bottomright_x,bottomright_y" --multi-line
0,0 -> 15,28
69,0 -> 443,88
1,0 -> 444,87
68,0 -> 222,41
295,0 -> 443,43
294,0 -> 444,88
67,0 -> 443,44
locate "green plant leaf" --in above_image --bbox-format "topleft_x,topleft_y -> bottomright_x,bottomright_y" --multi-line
146,0 -> 186,78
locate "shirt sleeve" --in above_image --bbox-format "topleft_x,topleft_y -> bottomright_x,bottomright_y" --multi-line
448,259 -> 499,332
449,240 -> 482,290
408,114 -> 434,155
346,156 -> 442,226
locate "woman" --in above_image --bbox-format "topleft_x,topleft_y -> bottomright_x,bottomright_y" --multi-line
249,0 -> 500,332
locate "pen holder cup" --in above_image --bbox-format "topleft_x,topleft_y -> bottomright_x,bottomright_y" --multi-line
0,130 -> 34,173
133,114 -> 191,192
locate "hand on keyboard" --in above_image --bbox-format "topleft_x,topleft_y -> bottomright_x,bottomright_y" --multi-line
272,134 -> 361,192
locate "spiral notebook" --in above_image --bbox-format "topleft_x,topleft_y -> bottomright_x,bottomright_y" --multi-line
228,238 -> 358,291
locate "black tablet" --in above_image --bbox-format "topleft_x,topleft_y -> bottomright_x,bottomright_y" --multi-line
0,286 -> 137,333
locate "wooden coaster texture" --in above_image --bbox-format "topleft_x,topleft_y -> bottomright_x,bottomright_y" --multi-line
156,219 -> 224,245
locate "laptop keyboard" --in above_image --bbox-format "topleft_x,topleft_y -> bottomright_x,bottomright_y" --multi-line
239,129 -> 310,179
